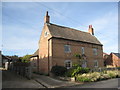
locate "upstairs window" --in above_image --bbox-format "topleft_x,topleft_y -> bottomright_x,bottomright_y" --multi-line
93,48 -> 97,55
81,47 -> 85,54
64,60 -> 72,69
64,45 -> 71,53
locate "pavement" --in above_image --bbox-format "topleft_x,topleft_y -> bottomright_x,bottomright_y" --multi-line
32,73 -> 80,88
2,70 -> 44,88
2,70 -> 80,88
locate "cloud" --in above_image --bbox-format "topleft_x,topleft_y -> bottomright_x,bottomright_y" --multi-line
103,44 -> 118,54
2,2 -> 37,10
87,11 -> 118,53
74,11 -> 118,54
2,25 -> 40,51
87,11 -> 118,32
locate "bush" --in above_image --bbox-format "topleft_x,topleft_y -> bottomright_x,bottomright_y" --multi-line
76,72 -> 102,82
76,72 -> 100,82
76,75 -> 91,82
65,64 -> 90,77
106,70 -> 118,78
76,70 -> 120,82
51,65 -> 67,76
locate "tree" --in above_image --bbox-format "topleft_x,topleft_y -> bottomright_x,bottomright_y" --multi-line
21,54 -> 32,62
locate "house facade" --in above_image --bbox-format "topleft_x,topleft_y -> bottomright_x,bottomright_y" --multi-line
38,11 -> 104,74
104,52 -> 120,67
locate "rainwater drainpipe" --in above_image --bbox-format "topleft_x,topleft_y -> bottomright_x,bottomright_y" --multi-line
48,39 -> 50,75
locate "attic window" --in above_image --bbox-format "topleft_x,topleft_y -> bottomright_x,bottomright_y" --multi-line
44,31 -> 48,37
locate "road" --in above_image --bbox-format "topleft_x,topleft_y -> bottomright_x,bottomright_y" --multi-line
2,70 -> 120,89
65,78 -> 119,88
2,70 -> 44,88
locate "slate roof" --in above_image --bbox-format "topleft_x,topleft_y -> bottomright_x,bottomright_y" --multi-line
2,55 -> 11,60
113,53 -> 120,58
47,23 -> 102,45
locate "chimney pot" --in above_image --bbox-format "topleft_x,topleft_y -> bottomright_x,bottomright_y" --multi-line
88,25 -> 94,35
44,11 -> 50,24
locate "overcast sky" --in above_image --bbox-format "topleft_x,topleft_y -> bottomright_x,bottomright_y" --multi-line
2,2 -> 118,56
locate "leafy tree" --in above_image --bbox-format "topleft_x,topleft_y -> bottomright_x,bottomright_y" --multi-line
21,54 -> 32,63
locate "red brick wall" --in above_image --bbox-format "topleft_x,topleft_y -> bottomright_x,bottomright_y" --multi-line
38,24 -> 52,74
104,53 -> 120,67
52,38 -> 104,69
112,53 -> 120,67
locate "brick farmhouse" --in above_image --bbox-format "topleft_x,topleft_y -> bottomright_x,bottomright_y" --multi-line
30,11 -> 104,74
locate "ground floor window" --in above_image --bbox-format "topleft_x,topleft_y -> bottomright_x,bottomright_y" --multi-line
94,60 -> 98,67
64,60 -> 72,69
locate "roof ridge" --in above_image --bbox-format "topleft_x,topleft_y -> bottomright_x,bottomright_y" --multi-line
49,23 -> 89,34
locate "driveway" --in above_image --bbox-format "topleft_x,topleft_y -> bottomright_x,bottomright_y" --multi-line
2,70 -> 44,88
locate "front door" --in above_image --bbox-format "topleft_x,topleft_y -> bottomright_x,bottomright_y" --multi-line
82,61 -> 87,68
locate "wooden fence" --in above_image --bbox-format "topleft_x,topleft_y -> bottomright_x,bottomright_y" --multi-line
9,62 -> 32,79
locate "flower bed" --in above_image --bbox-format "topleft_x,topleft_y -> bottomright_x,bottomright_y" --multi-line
76,70 -> 120,82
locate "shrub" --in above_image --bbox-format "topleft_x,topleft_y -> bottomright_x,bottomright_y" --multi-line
51,65 -> 67,76
76,75 -> 91,82
106,70 -> 118,78
90,72 -> 101,81
76,72 -> 100,82
76,70 -> 120,82
100,74 -> 110,80
65,64 -> 90,77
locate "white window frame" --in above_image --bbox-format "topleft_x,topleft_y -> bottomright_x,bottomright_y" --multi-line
81,47 -> 85,54
64,45 -> 71,53
94,60 -> 98,67
93,48 -> 97,55
64,60 -> 72,69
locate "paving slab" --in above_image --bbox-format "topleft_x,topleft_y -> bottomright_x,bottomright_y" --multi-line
32,73 -> 80,88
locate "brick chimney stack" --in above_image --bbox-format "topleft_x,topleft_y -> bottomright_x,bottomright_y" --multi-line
88,25 -> 94,35
44,11 -> 50,24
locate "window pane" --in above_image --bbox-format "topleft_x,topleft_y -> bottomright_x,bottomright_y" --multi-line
65,60 -> 72,69
81,47 -> 84,54
64,45 -> 71,52
93,48 -> 97,55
